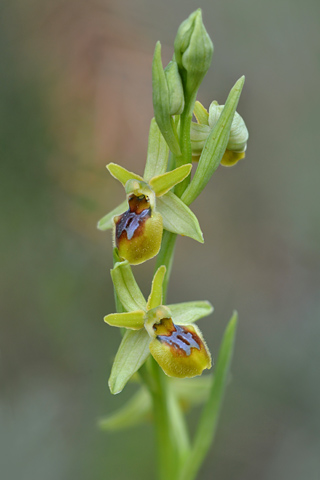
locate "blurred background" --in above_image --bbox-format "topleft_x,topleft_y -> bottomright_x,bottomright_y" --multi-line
1,0 -> 320,479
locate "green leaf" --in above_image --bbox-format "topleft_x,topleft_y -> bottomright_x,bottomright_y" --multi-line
104,310 -> 145,330
193,101 -> 209,125
109,329 -> 151,394
144,118 -> 169,182
97,200 -> 127,231
178,311 -> 238,480
107,163 -> 143,186
152,42 -> 181,157
157,191 -> 204,243
168,301 -> 213,325
98,387 -> 151,431
181,76 -> 245,206
111,260 -> 146,312
147,265 -> 166,311
150,165 -> 192,197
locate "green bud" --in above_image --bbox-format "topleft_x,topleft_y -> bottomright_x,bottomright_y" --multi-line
174,9 -> 213,100
152,42 -> 181,156
164,60 -> 185,115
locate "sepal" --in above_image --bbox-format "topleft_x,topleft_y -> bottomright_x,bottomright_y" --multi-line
97,200 -> 127,231
111,260 -> 146,312
144,118 -> 169,182
108,329 -> 151,394
157,191 -> 204,243
168,300 -> 213,325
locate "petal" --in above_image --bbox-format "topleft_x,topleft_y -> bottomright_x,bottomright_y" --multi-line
104,310 -> 145,330
143,118 -> 169,182
167,301 -> 213,325
107,163 -> 143,186
149,165 -> 192,197
146,265 -> 166,311
97,200 -> 128,231
111,260 -> 146,312
157,191 -> 204,243
149,320 -> 211,378
108,329 -> 151,394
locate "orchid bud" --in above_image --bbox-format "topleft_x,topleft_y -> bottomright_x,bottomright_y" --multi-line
174,9 -> 213,101
164,60 -> 185,115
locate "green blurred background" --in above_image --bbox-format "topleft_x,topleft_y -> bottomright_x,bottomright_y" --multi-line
1,0 -> 320,479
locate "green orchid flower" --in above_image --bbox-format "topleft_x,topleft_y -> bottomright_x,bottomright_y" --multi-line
105,258 -> 213,394
97,118 -> 203,265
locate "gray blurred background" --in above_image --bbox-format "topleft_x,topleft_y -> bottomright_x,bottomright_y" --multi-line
1,0 -> 320,479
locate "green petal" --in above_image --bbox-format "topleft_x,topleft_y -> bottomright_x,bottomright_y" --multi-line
149,165 -> 192,197
111,260 -> 146,312
167,301 -> 213,325
104,310 -> 145,330
146,266 -> 166,311
181,76 -> 245,206
107,163 -> 143,186
193,101 -> 209,125
143,118 -> 169,182
108,329 -> 151,394
98,387 -> 151,431
97,200 -> 127,231
157,191 -> 204,243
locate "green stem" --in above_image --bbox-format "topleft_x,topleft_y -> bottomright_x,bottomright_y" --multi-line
155,231 -> 177,303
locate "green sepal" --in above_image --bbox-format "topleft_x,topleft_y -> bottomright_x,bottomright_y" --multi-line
181,76 -> 245,206
97,200 -> 127,231
104,310 -> 145,330
108,329 -> 151,394
157,191 -> 204,243
111,260 -> 146,312
107,163 -> 143,186
168,300 -> 213,325
146,265 -> 166,311
149,164 -> 192,197
190,123 -> 211,156
178,311 -> 238,480
193,101 -> 209,125
152,42 -> 181,157
98,387 -> 151,431
144,118 -> 169,182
